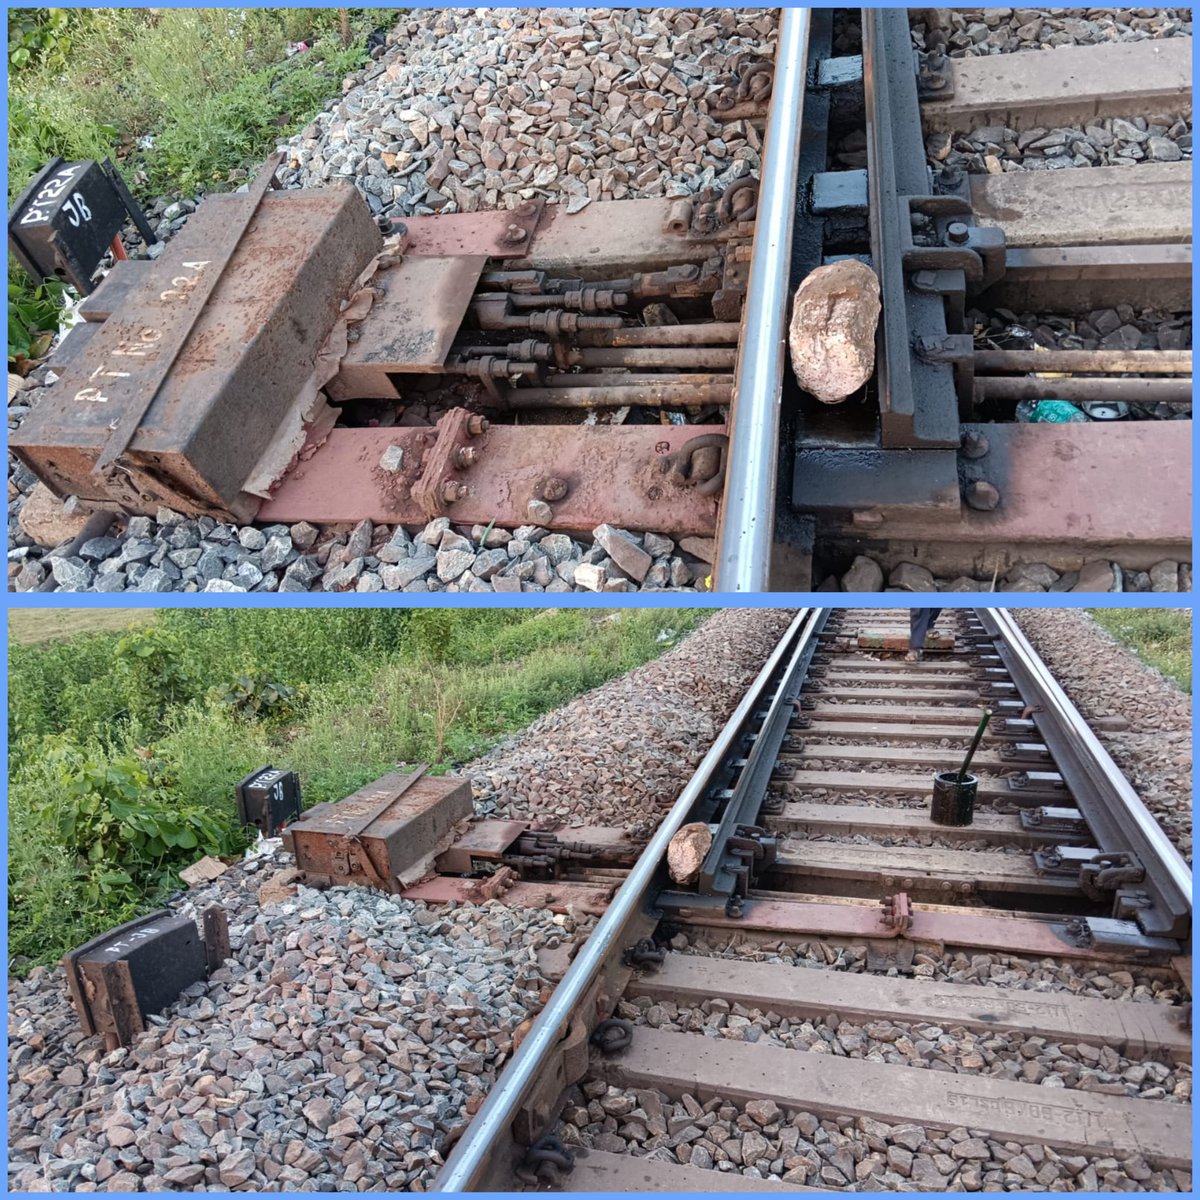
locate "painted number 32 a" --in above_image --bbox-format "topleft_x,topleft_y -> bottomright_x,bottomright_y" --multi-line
62,192 -> 93,227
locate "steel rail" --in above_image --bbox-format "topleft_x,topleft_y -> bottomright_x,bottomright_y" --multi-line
712,7 -> 811,593
433,608 -> 814,1192
980,608 -> 1192,938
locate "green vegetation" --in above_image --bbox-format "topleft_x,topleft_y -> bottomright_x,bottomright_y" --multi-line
8,607 -> 704,968
8,606 -> 152,645
8,8 -> 396,362
1087,608 -> 1192,693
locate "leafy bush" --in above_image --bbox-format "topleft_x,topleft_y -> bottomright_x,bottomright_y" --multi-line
8,607 -> 707,967
33,740 -> 232,910
8,274 -> 68,365
212,671 -> 302,721
8,8 -> 397,364
114,626 -> 198,721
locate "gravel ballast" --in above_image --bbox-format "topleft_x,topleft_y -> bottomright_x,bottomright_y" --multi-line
7,608 -> 793,1191
470,607 -> 797,832
1013,608 -> 1192,862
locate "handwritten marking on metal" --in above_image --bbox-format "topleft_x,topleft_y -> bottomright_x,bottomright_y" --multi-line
99,927 -> 163,956
91,154 -> 281,473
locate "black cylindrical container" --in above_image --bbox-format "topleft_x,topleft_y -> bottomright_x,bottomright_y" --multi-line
931,771 -> 976,826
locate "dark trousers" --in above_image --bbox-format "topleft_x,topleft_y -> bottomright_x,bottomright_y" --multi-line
910,608 -> 943,650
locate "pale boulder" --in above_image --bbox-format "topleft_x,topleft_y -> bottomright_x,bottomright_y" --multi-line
788,260 -> 881,404
667,822 -> 713,886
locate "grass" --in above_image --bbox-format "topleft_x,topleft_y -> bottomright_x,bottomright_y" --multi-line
7,607 -> 706,968
8,608 -> 153,645
1087,608 -> 1192,693
8,8 -> 397,362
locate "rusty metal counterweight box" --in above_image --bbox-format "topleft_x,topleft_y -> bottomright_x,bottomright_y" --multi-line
63,907 -> 228,1049
283,769 -> 473,892
10,187 -> 382,518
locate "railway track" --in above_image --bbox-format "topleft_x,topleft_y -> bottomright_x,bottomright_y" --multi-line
420,608 -> 1191,1191
8,9 -> 1192,593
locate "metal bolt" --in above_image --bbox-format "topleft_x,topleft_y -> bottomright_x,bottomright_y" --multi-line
502,224 -> 528,245
442,480 -> 466,503
516,201 -> 537,218
466,414 -> 490,436
947,221 -> 970,245
964,480 -> 1001,511
535,476 -> 569,502
455,447 -> 478,469
960,431 -> 989,459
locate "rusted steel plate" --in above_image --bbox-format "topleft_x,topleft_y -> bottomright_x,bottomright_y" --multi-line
635,957 -> 1191,1061
436,820 -> 529,874
922,37 -> 1192,132
11,189 -> 381,514
561,1148 -> 819,1192
602,1028 -> 1192,1166
258,422 -> 725,535
820,421 -> 1191,555
335,254 -> 488,393
93,156 -> 282,474
400,876 -> 615,915
969,162 -> 1191,247
77,258 -> 152,322
516,198 -> 733,275
399,199 -> 544,258
284,770 -> 473,892
684,897 -> 1167,962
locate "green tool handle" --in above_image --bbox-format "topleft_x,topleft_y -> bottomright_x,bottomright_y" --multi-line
957,709 -> 992,784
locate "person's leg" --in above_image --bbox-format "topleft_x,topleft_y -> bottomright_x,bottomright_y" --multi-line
907,608 -> 935,661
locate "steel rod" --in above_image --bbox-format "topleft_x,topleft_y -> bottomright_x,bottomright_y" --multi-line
507,383 -> 732,409
575,322 -> 741,348
974,350 -> 1191,375
576,347 -> 737,369
713,6 -> 810,592
544,372 -> 732,387
975,376 -> 1193,404
433,611 -> 813,1193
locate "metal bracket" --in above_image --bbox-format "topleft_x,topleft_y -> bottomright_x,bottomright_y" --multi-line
1020,806 -> 1089,837
1079,851 -> 1146,902
881,891 -> 912,934
515,1136 -> 576,1187
1064,916 -> 1179,957
622,938 -> 665,970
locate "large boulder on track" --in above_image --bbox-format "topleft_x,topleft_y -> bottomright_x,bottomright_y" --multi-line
788,259 -> 881,404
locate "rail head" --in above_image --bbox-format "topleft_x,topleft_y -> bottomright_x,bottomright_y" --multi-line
433,608 -> 817,1191
712,8 -> 812,593
979,608 -> 1192,939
